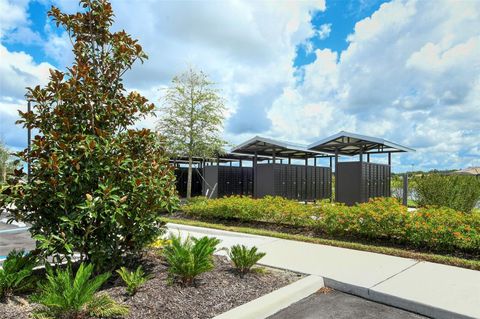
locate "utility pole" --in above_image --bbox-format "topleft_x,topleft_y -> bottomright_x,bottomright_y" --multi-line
27,100 -> 32,181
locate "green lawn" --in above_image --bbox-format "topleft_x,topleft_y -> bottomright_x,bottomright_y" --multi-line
162,217 -> 480,271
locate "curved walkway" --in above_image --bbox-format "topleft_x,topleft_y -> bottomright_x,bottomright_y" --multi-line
167,222 -> 480,319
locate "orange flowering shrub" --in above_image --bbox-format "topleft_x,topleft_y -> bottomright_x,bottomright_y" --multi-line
183,196 -> 480,253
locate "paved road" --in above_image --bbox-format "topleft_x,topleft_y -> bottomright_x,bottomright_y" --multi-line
268,290 -> 426,319
0,221 -> 35,258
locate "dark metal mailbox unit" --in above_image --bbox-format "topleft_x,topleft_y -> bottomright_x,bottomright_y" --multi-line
231,136 -> 332,201
335,162 -> 390,206
256,164 -> 331,201
203,165 -> 253,198
308,131 -> 414,206
173,167 -> 203,198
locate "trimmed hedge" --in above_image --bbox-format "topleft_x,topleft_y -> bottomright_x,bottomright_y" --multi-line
183,196 -> 480,254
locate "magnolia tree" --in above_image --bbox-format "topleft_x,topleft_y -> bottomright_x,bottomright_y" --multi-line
0,0 -> 178,270
157,68 -> 227,199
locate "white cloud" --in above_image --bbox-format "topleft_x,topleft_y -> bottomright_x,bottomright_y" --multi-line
266,0 -> 480,171
0,43 -> 54,149
0,0 -> 29,38
317,23 -> 331,40
1,0 -> 478,172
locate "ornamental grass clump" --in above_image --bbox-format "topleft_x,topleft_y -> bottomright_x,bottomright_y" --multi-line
0,249 -> 37,300
116,266 -> 152,296
163,234 -> 220,286
228,245 -> 266,277
32,263 -> 128,319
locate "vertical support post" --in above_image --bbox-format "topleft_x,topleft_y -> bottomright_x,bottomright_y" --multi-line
314,157 -> 317,202
239,159 -> 243,195
334,149 -> 339,202
27,100 -> 31,181
304,155 -> 308,203
253,151 -> 258,198
388,152 -> 391,166
367,153 -> 370,163
402,172 -> 408,206
329,156 -> 333,201
288,157 -> 291,165
359,147 -> 363,163
216,155 -> 219,198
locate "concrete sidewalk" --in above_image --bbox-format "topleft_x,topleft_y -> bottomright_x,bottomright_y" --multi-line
167,223 -> 480,319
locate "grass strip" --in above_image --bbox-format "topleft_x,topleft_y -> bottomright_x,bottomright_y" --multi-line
162,217 -> 480,271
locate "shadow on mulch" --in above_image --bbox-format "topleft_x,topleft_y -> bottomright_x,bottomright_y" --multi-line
104,254 -> 302,319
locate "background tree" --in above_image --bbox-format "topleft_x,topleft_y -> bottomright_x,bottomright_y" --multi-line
0,0 -> 178,270
157,68 -> 227,199
0,141 -> 14,184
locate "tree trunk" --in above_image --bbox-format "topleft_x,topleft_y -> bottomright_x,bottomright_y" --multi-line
187,156 -> 193,200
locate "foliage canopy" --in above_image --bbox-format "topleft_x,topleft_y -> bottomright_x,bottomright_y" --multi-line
0,0 -> 178,269
157,68 -> 227,198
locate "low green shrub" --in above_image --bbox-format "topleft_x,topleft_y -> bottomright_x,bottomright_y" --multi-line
163,234 -> 220,286
228,245 -> 266,276
183,196 -> 315,227
32,263 -> 128,319
0,249 -> 37,300
116,266 -> 151,296
414,174 -> 480,213
183,196 -> 480,254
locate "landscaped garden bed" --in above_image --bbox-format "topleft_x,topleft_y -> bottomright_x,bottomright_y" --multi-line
176,196 -> 480,268
1,254 -> 299,319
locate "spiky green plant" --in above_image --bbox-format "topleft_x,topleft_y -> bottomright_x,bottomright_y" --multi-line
228,245 -> 266,277
31,263 -> 128,319
163,234 -> 220,286
116,266 -> 152,296
0,249 -> 37,299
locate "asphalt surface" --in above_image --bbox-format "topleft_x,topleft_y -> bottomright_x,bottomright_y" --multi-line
268,290 -> 427,319
0,220 -> 35,258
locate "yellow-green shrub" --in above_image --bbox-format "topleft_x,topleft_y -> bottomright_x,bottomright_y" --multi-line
183,196 -> 479,254
183,196 -> 314,227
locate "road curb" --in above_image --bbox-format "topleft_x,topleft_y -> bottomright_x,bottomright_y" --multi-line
324,276 -> 477,319
0,226 -> 30,234
213,275 -> 325,319
367,289 -> 476,319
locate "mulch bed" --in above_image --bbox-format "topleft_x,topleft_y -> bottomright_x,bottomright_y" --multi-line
0,254 -> 302,319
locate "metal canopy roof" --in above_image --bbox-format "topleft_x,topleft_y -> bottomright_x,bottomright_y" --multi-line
171,153 -> 271,164
231,136 -> 327,159
308,131 -> 415,156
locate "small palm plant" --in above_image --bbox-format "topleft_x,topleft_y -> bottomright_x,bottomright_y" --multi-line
228,245 -> 266,277
116,266 -> 152,296
32,263 -> 128,319
0,249 -> 37,300
163,234 -> 220,286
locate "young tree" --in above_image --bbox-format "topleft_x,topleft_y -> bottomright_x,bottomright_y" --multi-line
0,0 -> 178,270
157,68 -> 227,199
0,142 -> 12,184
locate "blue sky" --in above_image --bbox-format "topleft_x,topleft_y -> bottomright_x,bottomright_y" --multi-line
1,0 -> 479,172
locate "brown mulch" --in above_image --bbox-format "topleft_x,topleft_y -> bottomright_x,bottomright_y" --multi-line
105,254 -> 301,319
0,297 -> 33,319
0,254 -> 302,319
